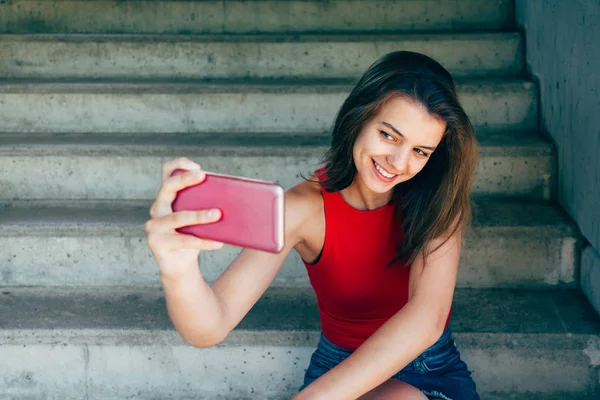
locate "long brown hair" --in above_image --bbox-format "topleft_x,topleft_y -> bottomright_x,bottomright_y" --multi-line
318,51 -> 479,266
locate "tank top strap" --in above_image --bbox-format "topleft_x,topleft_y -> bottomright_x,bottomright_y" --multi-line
313,167 -> 340,212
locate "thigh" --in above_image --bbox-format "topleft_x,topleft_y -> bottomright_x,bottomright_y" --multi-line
357,379 -> 428,400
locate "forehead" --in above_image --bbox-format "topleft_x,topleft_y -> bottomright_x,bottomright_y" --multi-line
376,96 -> 447,143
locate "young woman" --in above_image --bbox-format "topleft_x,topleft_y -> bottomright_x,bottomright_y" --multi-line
145,51 -> 479,400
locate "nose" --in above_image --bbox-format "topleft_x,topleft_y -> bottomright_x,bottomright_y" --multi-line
386,148 -> 410,175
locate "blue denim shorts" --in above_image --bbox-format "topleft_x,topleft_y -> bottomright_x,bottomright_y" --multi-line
299,328 -> 480,400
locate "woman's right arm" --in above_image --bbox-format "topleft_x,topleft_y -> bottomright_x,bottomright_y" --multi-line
145,158 -> 311,348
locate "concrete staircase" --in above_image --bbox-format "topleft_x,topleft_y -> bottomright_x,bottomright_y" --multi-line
0,1 -> 598,399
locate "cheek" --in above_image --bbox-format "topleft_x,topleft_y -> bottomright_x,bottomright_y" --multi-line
355,139 -> 378,162
408,158 -> 429,175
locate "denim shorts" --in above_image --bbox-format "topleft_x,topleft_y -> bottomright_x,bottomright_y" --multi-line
299,328 -> 480,400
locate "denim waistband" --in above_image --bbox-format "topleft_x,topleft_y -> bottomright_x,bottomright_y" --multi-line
319,327 -> 453,355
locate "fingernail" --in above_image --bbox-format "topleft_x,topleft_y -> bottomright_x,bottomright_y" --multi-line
208,209 -> 220,219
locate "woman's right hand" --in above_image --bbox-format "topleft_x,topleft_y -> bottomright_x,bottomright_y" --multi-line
145,157 -> 224,280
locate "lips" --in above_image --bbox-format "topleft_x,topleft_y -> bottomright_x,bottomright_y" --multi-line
372,159 -> 397,182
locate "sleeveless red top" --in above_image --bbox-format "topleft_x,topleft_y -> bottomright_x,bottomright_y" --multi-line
303,173 -> 451,350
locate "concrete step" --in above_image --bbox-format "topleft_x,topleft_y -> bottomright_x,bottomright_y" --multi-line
0,131 -> 554,200
0,199 -> 578,288
0,286 -> 598,399
0,79 -> 538,134
0,0 -> 513,34
0,33 -> 523,79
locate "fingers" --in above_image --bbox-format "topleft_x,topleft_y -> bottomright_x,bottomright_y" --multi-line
162,168 -> 205,194
152,170 -> 206,217
147,158 -> 225,258
147,231 -> 224,253
151,161 -> 207,219
161,157 -> 201,182
145,208 -> 222,234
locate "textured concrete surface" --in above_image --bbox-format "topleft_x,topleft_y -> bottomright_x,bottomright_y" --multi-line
516,0 -> 600,320
0,200 -> 579,288
0,131 -> 554,200
582,246 -> 600,317
0,33 -> 522,79
0,287 -> 598,399
0,0 -> 594,397
516,0 -> 600,253
0,80 -> 538,134
0,0 -> 513,34
2,287 -> 599,334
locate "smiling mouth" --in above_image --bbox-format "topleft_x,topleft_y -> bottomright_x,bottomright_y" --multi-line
372,159 -> 397,179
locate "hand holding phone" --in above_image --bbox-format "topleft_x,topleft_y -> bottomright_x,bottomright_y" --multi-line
146,159 -> 226,281
170,169 -> 285,253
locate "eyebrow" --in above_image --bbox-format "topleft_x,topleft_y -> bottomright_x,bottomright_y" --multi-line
381,121 -> 438,151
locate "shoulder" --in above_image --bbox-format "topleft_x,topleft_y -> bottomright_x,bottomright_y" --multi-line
283,176 -> 324,244
285,175 -> 323,219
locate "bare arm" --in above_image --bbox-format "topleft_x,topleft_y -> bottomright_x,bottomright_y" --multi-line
293,229 -> 462,400
160,197 -> 306,348
146,158 -> 312,348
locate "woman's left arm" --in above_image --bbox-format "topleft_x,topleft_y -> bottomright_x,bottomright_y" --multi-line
293,229 -> 462,400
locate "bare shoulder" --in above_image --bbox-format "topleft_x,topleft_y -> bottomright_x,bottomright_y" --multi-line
285,175 -> 323,219
284,176 -> 325,256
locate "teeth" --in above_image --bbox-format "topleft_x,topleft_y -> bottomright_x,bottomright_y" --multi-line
374,161 -> 395,179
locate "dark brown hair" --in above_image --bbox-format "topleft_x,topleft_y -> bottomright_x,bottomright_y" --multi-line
318,51 -> 479,266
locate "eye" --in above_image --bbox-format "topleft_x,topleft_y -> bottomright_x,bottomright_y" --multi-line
379,131 -> 394,141
414,148 -> 429,157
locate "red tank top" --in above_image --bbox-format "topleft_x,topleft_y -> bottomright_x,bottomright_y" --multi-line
303,173 -> 451,350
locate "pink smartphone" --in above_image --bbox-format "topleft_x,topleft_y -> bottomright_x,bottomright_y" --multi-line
170,169 -> 285,253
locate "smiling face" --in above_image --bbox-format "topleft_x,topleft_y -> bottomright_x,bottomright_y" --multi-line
350,96 -> 447,205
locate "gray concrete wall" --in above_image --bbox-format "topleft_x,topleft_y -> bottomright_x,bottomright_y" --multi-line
515,0 -> 600,314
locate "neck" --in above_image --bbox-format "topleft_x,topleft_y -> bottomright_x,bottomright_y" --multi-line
341,178 -> 392,211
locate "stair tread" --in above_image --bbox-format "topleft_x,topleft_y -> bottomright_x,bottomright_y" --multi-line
0,32 -> 521,43
0,199 -> 576,237
0,0 -> 514,36
0,287 -> 598,340
0,130 -> 552,157
0,77 -> 535,93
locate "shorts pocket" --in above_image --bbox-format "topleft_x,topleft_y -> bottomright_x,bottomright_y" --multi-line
418,341 -> 461,372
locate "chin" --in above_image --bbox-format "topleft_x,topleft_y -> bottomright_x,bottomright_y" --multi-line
366,173 -> 398,193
